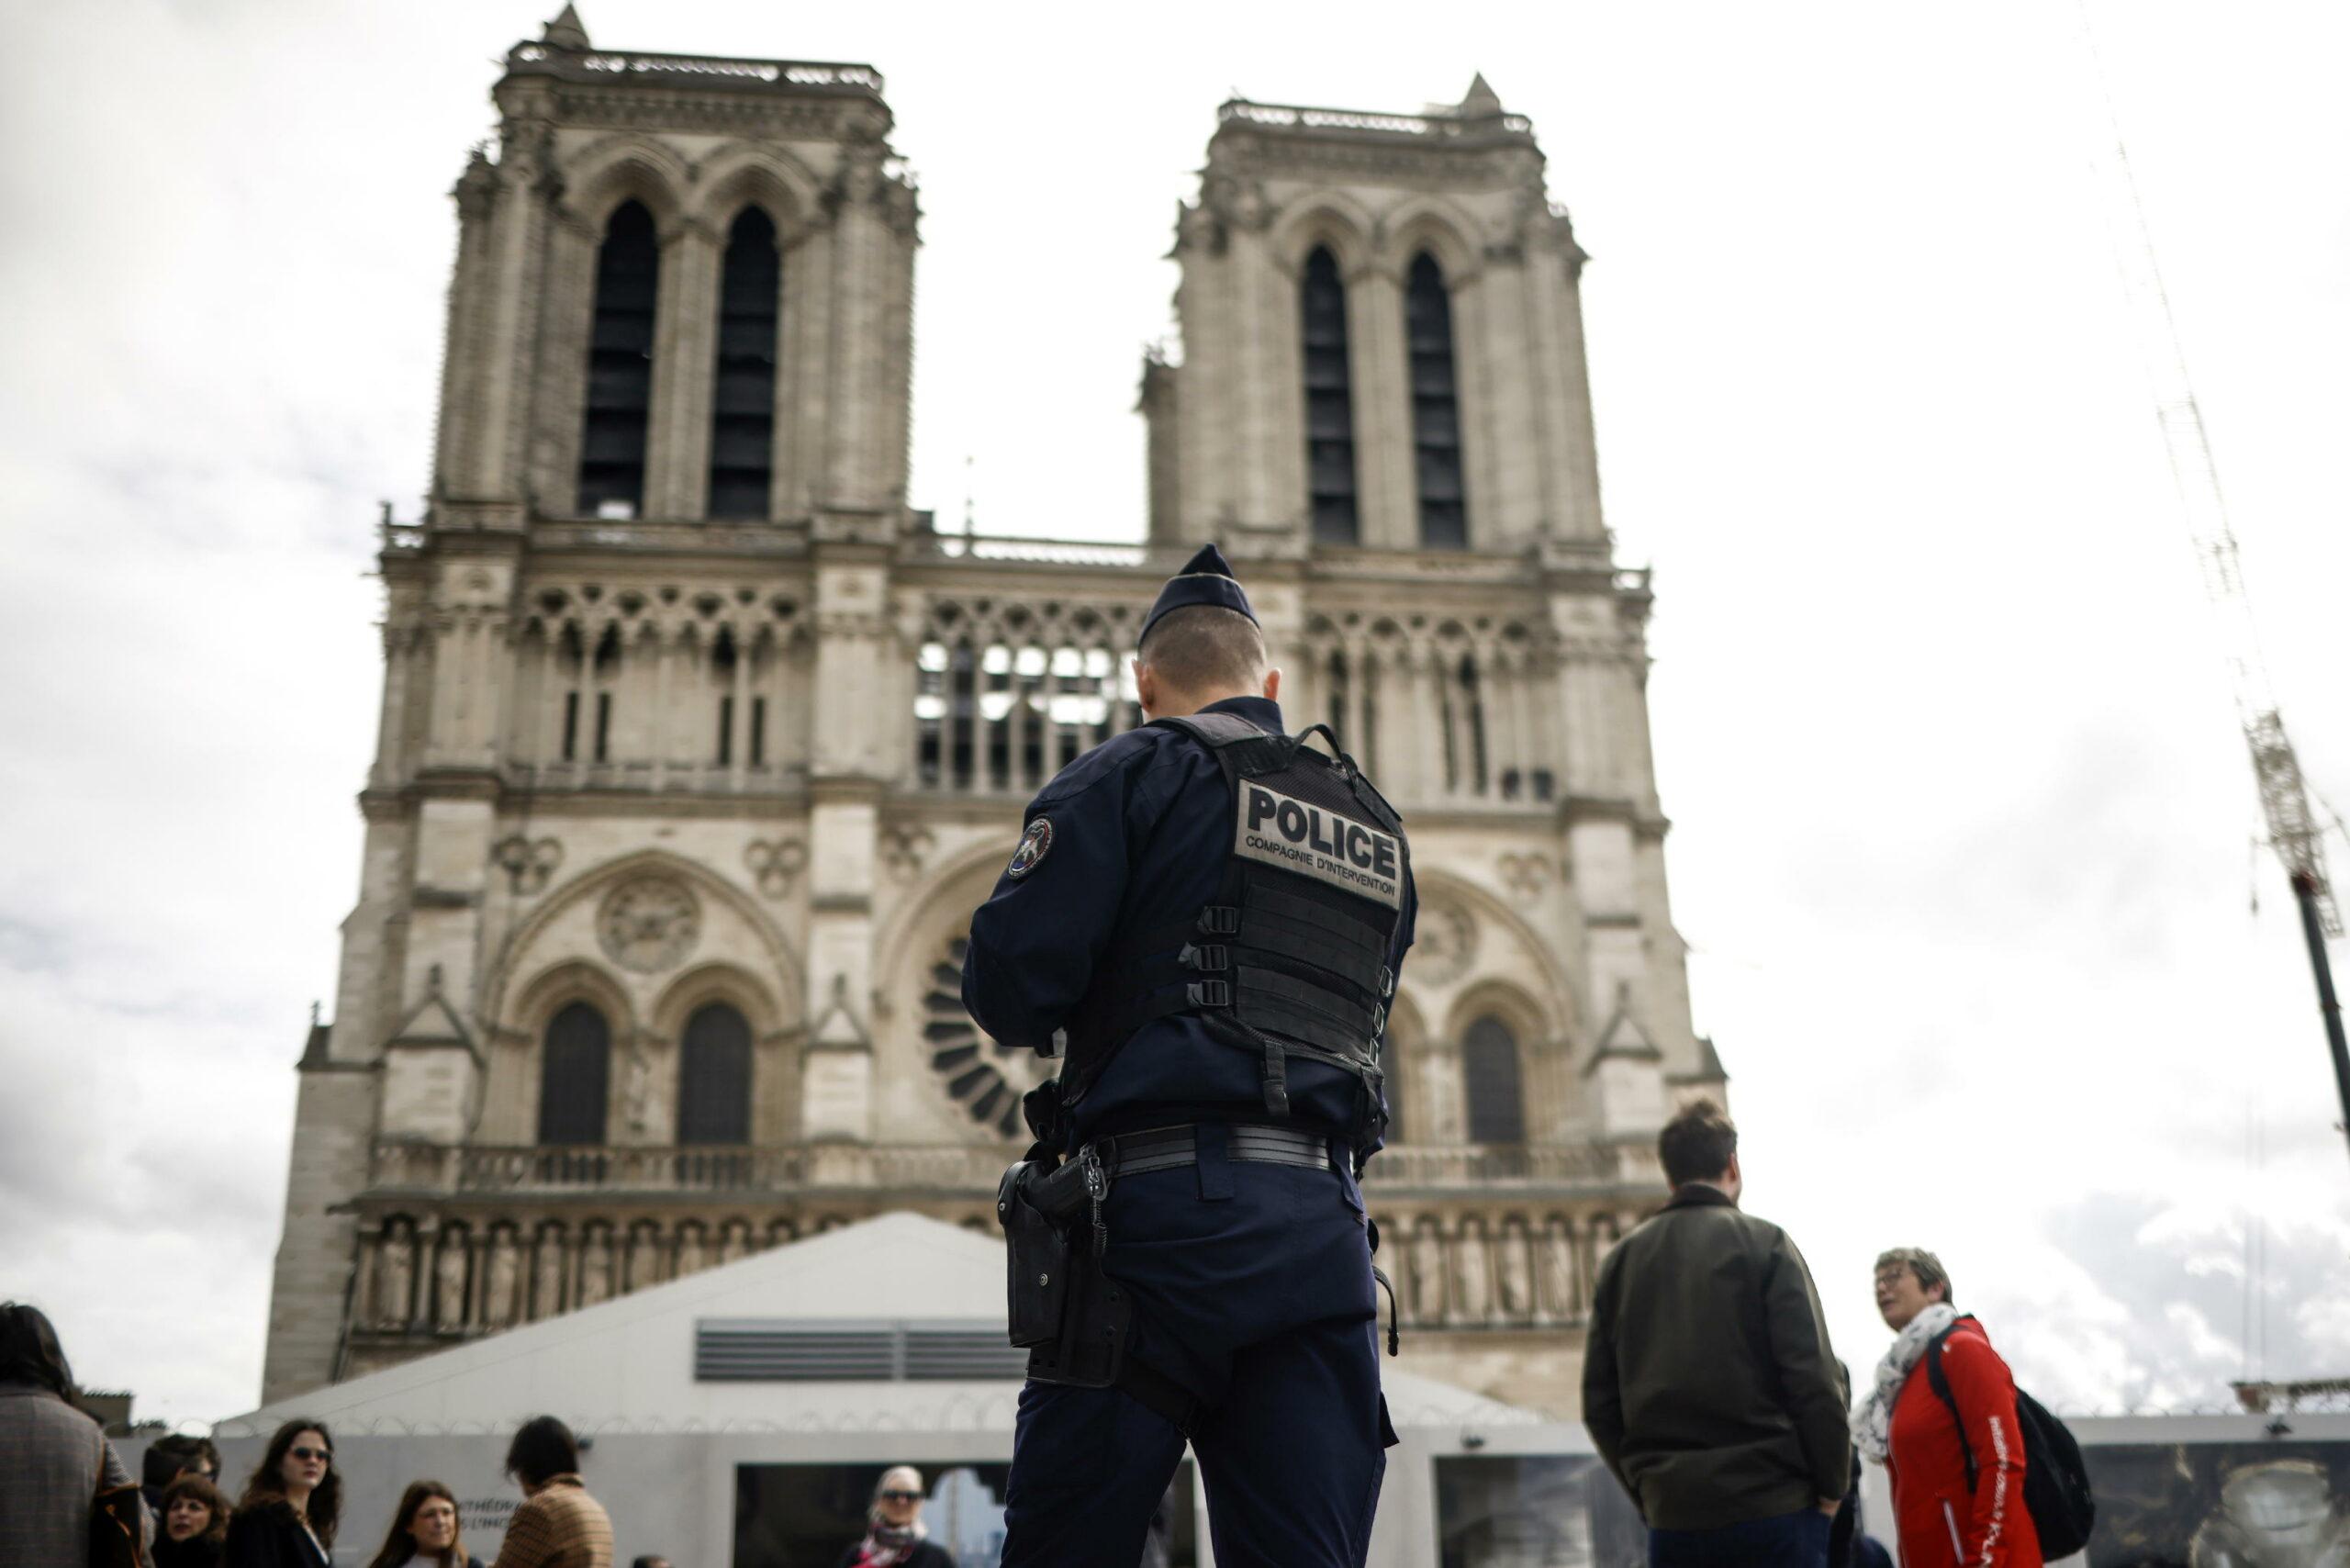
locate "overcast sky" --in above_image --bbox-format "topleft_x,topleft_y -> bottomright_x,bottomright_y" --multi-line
2,1 -> 2345,1428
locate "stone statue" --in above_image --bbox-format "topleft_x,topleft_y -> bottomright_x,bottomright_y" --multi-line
530,1225 -> 565,1321
621,1047 -> 654,1135
1538,1215 -> 1576,1322
434,1227 -> 470,1330
674,1222 -> 706,1279
1497,1217 -> 1534,1320
374,1222 -> 415,1329
1410,1219 -> 1446,1323
482,1226 -> 521,1329
627,1221 -> 666,1292
577,1225 -> 613,1307
1452,1217 -> 1492,1323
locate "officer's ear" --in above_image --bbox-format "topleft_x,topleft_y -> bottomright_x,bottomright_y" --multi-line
1261,666 -> 1281,703
1133,657 -> 1159,719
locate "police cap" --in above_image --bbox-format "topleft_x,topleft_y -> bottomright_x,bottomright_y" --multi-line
1138,543 -> 1258,649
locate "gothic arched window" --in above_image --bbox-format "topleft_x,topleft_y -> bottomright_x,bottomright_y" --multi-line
1300,246 -> 1360,544
1462,1014 -> 1525,1144
538,1002 -> 612,1146
708,207 -> 780,520
577,200 -> 660,520
1406,252 -> 1468,548
677,1002 -> 752,1145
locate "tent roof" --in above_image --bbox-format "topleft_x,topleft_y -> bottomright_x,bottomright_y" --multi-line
223,1212 -> 1536,1436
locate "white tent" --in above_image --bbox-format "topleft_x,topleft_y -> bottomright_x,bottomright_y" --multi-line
203,1213 -> 1557,1566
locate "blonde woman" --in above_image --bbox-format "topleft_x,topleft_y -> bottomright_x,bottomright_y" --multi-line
838,1467 -> 953,1568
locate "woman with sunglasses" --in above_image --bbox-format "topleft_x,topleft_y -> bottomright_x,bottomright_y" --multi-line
837,1467 -> 955,1568
225,1419 -> 340,1568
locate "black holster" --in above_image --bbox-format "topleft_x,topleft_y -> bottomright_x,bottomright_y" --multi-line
996,1157 -> 1128,1389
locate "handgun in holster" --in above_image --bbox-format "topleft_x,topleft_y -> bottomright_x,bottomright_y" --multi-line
996,1147 -> 1128,1391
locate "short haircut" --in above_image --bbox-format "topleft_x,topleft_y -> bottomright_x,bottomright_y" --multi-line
1136,605 -> 1266,696
1874,1247 -> 1954,1305
1657,1099 -> 1738,1187
504,1415 -> 581,1487
145,1432 -> 218,1490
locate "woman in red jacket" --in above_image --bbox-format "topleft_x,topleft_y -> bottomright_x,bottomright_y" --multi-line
1850,1249 -> 2041,1568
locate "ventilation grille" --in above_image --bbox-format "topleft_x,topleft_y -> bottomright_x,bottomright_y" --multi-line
695,1319 -> 1026,1383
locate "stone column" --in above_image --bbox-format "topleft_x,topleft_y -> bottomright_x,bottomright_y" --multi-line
470,108 -> 556,503
1348,263 -> 1414,550
651,218 -> 722,521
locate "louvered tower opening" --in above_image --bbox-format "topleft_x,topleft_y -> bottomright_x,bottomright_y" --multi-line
1407,251 -> 1468,548
577,200 -> 659,519
708,207 -> 779,519
1300,245 -> 1360,544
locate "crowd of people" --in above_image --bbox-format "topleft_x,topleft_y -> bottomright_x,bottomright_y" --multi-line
9,1094 -> 2059,1568
1584,1098 -> 2055,1568
0,1303 -> 951,1568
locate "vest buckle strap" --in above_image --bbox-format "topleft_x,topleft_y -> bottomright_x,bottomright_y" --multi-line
1179,942 -> 1230,972
1186,979 -> 1232,1008
1197,905 -> 1241,935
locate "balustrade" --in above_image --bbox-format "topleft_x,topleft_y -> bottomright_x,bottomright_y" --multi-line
368,1139 -> 1014,1194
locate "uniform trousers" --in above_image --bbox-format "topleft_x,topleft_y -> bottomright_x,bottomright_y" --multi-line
1000,1148 -> 1391,1568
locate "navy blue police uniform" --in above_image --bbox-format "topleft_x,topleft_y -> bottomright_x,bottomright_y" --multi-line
965,545 -> 1416,1568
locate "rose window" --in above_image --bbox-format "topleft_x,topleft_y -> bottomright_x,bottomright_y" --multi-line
923,934 -> 1051,1138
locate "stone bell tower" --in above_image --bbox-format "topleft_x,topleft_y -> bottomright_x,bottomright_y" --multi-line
1132,78 -> 1724,1408
262,6 -> 923,1402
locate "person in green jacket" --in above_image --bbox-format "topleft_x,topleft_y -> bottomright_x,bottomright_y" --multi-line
1582,1100 -> 1852,1568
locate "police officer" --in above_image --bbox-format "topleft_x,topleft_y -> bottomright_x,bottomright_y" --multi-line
965,544 -> 1416,1568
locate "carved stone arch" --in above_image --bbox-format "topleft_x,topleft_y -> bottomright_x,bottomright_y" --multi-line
691,141 -> 824,245
871,835 -> 1016,1003
1443,974 -> 1554,1051
561,134 -> 692,238
1381,989 -> 1430,1143
648,959 -> 787,1045
508,958 -> 636,1047
874,837 -> 1056,1141
1270,191 -> 1379,280
484,848 -> 803,1029
1381,196 -> 1485,287
498,958 -> 632,1148
1408,868 -> 1578,1037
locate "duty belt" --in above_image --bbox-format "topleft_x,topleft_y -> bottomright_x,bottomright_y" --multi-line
1017,1122 -> 1340,1229
1105,1122 -> 1336,1176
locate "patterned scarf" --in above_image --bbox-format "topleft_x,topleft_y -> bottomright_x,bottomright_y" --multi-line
1851,1302 -> 1959,1462
850,1518 -> 927,1568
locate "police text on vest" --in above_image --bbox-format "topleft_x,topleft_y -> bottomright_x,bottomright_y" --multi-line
1235,783 -> 1403,908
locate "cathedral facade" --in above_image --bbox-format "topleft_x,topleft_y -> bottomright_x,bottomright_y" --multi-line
261,9 -> 1721,1417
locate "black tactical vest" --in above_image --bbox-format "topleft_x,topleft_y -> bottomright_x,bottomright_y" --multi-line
1059,711 -> 1409,1132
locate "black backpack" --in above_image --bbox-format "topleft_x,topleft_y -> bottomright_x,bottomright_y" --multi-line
1924,1317 -> 2096,1559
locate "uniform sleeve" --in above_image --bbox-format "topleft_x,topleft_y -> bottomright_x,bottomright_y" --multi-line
1762,1231 -> 1853,1502
1942,1332 -> 2031,1567
960,753 -> 1148,1053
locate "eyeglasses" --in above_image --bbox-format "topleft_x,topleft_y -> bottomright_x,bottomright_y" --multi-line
288,1447 -> 331,1462
878,1491 -> 923,1503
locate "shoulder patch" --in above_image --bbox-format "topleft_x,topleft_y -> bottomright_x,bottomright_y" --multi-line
1006,817 -> 1054,879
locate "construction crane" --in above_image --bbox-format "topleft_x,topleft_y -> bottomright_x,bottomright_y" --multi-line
2075,6 -> 2350,1167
